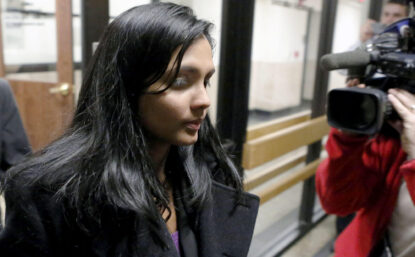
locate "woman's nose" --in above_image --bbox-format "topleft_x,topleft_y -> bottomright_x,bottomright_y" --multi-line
191,83 -> 211,110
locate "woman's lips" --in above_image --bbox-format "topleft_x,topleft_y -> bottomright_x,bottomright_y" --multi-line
185,120 -> 202,130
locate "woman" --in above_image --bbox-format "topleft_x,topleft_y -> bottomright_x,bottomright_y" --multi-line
0,3 -> 259,257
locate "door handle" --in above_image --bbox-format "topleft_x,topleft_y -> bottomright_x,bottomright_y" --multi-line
49,83 -> 71,96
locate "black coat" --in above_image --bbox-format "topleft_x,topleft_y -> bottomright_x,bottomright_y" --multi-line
0,175 -> 259,257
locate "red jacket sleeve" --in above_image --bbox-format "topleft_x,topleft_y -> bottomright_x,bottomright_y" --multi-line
316,128 -> 401,216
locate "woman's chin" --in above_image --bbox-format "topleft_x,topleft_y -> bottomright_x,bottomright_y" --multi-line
175,134 -> 199,146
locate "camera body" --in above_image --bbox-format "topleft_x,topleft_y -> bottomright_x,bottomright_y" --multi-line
326,18 -> 415,135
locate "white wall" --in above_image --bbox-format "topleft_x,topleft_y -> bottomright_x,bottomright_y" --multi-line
332,0 -> 363,54
109,0 -> 150,17
2,0 -> 57,65
249,0 -> 308,112
249,0 -> 367,108
328,0 -> 368,91
12,0 -> 55,12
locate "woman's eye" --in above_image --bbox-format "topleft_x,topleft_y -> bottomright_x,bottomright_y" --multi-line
172,77 -> 189,87
204,80 -> 211,87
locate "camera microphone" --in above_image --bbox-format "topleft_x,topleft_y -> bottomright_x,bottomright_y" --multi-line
320,50 -> 373,71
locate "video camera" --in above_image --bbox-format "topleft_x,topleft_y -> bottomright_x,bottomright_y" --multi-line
321,17 -> 415,135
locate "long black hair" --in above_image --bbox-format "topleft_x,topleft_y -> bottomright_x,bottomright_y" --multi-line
3,2 -> 243,248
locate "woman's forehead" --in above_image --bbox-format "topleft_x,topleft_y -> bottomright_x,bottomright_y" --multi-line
169,37 -> 213,72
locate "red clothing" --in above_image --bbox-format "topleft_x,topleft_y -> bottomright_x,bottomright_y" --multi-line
316,128 -> 415,257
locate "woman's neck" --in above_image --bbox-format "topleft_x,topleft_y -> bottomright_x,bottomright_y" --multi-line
147,141 -> 178,234
147,141 -> 171,183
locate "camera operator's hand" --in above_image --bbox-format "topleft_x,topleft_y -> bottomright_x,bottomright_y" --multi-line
346,78 -> 365,88
388,88 -> 415,160
360,19 -> 376,43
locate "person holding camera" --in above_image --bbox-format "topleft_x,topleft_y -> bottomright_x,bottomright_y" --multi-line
316,75 -> 415,257
359,0 -> 408,44
319,2 -> 414,256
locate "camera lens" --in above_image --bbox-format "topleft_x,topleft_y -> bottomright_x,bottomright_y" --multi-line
327,88 -> 386,134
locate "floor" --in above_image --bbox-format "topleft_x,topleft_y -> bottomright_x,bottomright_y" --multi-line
282,216 -> 336,257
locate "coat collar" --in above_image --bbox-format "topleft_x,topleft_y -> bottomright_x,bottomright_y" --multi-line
129,181 -> 259,257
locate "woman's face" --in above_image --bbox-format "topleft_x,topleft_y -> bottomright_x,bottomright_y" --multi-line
138,36 -> 214,146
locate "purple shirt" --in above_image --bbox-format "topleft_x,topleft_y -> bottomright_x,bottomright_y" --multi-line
171,231 -> 180,256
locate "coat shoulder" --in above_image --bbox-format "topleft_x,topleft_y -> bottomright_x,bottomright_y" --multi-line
212,180 -> 260,206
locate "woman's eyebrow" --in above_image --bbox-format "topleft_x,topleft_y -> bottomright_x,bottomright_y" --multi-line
180,66 -> 215,77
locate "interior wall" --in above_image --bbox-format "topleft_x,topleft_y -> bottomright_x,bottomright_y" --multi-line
250,0 -> 308,112
109,0 -> 150,17
1,0 -> 57,66
328,0 -> 369,91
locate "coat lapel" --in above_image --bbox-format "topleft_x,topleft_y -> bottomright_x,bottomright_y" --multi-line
196,181 -> 259,257
131,218 -> 180,257
89,213 -> 180,257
